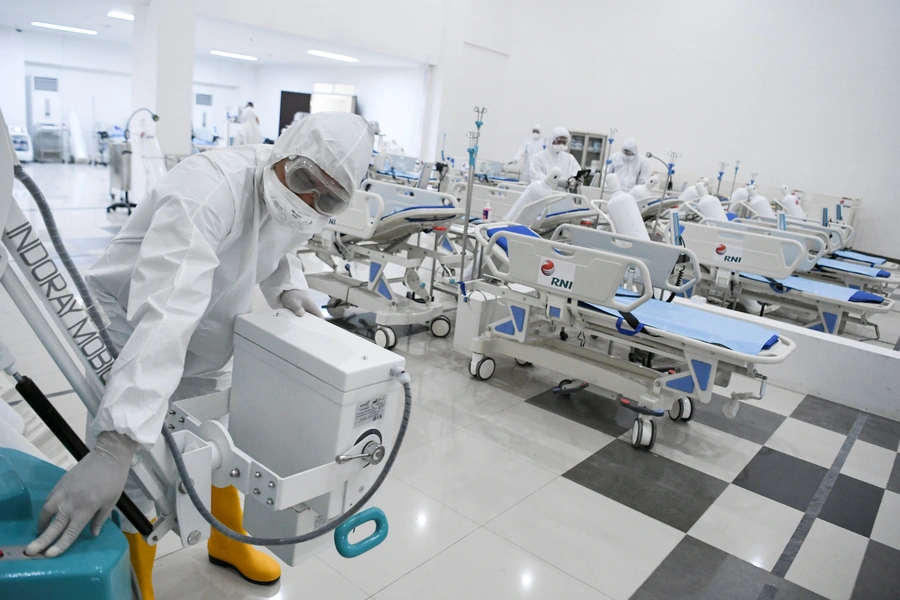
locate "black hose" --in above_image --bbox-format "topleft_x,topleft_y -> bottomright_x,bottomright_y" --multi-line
161,375 -> 412,546
14,166 -> 119,360
15,376 -> 154,536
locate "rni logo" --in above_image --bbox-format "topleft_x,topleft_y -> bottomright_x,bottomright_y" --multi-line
540,260 -> 555,276
715,244 -> 727,256
328,217 -> 337,225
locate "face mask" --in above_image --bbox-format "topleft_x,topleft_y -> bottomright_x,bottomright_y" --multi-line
262,166 -> 328,233
622,150 -> 635,162
551,143 -> 566,154
532,132 -> 541,140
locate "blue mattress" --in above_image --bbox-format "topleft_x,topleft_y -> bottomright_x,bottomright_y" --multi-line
376,169 -> 434,181
815,257 -> 889,278
740,273 -> 886,303
486,225 -> 541,253
580,296 -> 780,355
384,205 -> 457,222
547,208 -> 590,218
832,250 -> 886,266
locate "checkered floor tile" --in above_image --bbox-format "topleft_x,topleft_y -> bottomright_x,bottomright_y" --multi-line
530,385 -> 900,599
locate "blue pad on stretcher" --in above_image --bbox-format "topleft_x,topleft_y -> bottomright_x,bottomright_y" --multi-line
579,296 -> 780,355
384,205 -> 458,222
815,257 -> 890,278
486,225 -> 541,253
547,208 -> 591,218
740,273 -> 886,303
832,250 -> 887,266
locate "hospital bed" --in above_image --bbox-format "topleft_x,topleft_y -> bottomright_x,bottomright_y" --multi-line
302,180 -> 464,348
678,221 -> 894,336
465,222 -> 795,450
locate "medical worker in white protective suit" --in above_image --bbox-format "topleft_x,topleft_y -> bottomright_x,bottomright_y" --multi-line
531,127 -> 581,188
234,103 -> 263,145
606,137 -> 649,190
508,124 -> 545,184
25,112 -> 374,597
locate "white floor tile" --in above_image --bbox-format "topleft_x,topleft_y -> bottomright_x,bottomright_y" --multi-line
487,478 -> 684,600
871,490 -> 900,551
785,519 -> 868,600
318,477 -> 478,595
464,402 -> 614,474
643,420 -> 761,482
397,407 -> 457,456
720,376 -> 805,417
840,440 -> 896,488
154,547 -> 367,600
375,528 -> 612,600
688,485 -> 803,571
408,366 -> 524,429
765,418 -> 847,469
390,430 -> 556,524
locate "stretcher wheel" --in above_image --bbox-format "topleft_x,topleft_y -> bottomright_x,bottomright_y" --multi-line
468,358 -> 478,377
374,326 -> 397,349
631,418 -> 657,450
515,358 -> 532,367
668,398 -> 694,422
475,357 -> 495,381
430,315 -> 452,338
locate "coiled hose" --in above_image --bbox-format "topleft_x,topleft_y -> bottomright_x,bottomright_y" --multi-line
14,165 -> 119,359
161,369 -> 412,545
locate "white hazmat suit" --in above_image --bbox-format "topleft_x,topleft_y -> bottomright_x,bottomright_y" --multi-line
234,106 -> 263,146
606,137 -> 649,190
530,126 -> 580,187
510,125 -> 545,184
505,168 -> 563,226
87,112 -> 374,445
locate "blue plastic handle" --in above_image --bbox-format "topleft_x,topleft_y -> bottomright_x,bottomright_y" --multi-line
334,507 -> 389,559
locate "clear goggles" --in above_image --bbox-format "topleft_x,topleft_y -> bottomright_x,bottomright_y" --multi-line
552,137 -> 568,146
283,155 -> 351,217
622,149 -> 635,157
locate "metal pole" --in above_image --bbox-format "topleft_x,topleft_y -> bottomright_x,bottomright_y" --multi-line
651,151 -> 680,238
729,160 -> 741,197
716,161 -> 728,197
597,127 -> 617,197
457,107 -> 486,287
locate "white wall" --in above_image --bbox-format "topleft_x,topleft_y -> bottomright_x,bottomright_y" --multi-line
0,27 -> 27,129
192,55 -> 257,142
430,0 -> 900,256
254,64 -> 429,152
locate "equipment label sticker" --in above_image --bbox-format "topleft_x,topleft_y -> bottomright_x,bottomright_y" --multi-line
537,257 -> 577,290
714,242 -> 743,265
354,397 -> 386,427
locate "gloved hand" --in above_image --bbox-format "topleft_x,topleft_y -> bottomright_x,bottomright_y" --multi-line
26,430 -> 138,558
281,289 -> 324,319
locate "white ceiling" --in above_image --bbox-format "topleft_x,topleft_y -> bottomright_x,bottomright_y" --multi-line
0,0 -> 422,68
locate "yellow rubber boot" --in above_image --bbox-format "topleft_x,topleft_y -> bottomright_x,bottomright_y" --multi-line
124,530 -> 157,600
207,485 -> 281,585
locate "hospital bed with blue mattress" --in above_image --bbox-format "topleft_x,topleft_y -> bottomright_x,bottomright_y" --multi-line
465,222 -> 795,450
302,180 -> 464,347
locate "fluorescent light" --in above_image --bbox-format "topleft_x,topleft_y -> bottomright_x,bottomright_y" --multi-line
307,50 -> 358,63
31,22 -> 97,35
210,50 -> 258,61
107,11 -> 135,21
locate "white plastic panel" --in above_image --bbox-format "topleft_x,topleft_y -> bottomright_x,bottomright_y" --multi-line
360,179 -> 458,214
324,191 -> 384,240
680,222 -> 805,279
702,219 -> 826,272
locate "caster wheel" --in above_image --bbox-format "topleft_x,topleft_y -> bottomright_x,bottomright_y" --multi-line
558,379 -> 573,388
668,398 -> 694,422
631,418 -> 657,450
468,359 -> 478,377
515,358 -> 532,367
430,315 -> 451,338
475,357 -> 495,381
374,326 -> 397,349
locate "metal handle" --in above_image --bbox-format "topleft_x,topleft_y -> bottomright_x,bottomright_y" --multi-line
334,507 -> 389,558
336,441 -> 385,465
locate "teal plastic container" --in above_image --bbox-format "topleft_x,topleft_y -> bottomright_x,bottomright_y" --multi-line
0,448 -> 130,600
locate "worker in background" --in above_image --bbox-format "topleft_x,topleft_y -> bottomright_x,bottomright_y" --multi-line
24,112 -> 374,599
234,102 -> 263,145
508,124 -> 545,184
606,137 -> 649,190
530,126 -> 580,188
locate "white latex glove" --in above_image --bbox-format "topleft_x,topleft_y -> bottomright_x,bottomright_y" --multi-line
26,430 -> 138,558
281,289 -> 324,319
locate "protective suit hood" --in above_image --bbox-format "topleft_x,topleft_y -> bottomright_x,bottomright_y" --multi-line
550,126 -> 570,143
240,107 -> 258,124
269,112 -> 374,199
622,138 -> 638,161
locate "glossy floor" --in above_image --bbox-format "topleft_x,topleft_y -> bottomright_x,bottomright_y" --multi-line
2,162 -> 900,599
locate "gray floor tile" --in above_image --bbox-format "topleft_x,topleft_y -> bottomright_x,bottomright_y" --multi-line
851,540 -> 900,599
693,393 -> 787,445
858,413 -> 900,452
734,448 -> 827,511
888,454 -> 900,495
791,395 -> 860,436
818,475 -> 885,538
563,439 -> 728,532
527,387 -> 633,437
632,536 -> 825,600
